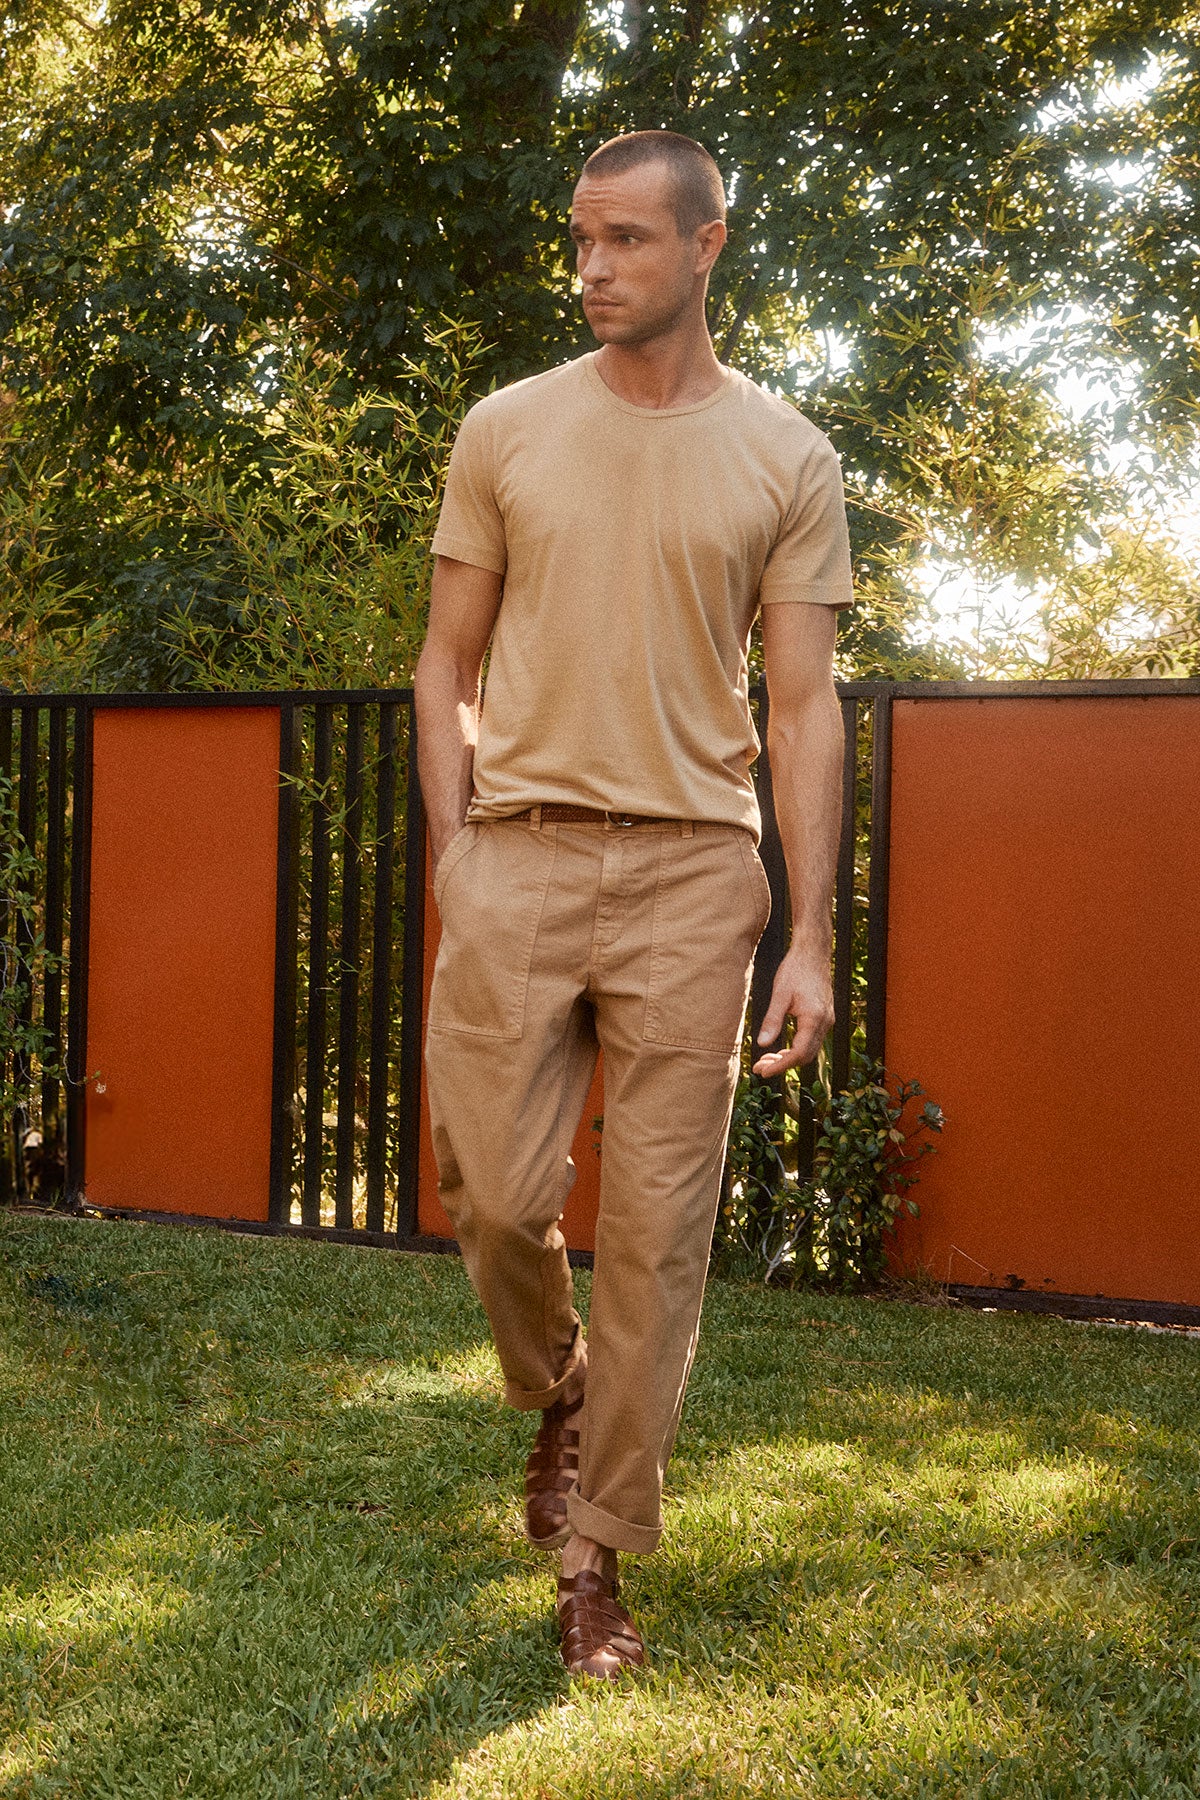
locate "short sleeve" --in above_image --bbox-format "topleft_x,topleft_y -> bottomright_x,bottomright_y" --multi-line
758,438 -> 855,609
430,401 -> 508,576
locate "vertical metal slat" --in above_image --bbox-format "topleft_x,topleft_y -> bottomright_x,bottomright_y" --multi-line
334,704 -> 364,1231
365,703 -> 397,1235
394,700 -> 426,1244
65,703 -> 93,1207
12,707 -> 39,1199
864,690 -> 893,1066
41,706 -> 68,1198
268,705 -> 302,1224
302,705 -> 333,1228
831,696 -> 858,1095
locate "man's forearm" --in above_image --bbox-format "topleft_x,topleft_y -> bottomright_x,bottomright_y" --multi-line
768,682 -> 844,959
414,554 -> 503,872
413,654 -> 480,868
750,677 -> 843,1074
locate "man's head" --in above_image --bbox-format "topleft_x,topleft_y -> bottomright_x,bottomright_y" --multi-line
570,131 -> 727,349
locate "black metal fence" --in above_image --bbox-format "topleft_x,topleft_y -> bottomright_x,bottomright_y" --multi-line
267,694 -> 426,1242
0,697 -> 92,1206
0,683 -> 902,1236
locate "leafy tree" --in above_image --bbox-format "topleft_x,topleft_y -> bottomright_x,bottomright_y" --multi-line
1,0 -> 1197,686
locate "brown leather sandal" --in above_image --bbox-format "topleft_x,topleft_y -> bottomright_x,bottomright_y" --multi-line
524,1389 -> 584,1549
557,1569 -> 646,1679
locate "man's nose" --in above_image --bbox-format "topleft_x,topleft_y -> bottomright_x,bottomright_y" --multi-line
584,246 -> 614,285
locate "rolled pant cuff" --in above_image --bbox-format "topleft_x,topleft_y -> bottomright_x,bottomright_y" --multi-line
567,1490 -> 662,1555
503,1337 -> 587,1413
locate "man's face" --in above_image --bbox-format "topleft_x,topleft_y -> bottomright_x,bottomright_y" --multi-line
569,161 -> 720,347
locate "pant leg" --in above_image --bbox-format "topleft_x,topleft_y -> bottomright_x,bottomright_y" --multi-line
424,820 -> 602,1410
565,823 -> 773,1554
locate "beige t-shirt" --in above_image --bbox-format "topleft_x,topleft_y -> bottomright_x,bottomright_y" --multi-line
431,351 -> 854,838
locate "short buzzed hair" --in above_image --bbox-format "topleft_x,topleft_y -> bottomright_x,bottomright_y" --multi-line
580,131 -> 727,237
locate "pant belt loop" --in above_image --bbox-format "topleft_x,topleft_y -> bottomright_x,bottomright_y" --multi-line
681,819 -> 694,838
529,804 -> 542,831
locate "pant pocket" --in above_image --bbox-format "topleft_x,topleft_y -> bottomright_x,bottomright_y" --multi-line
643,829 -> 766,1053
432,822 -> 476,913
428,823 -> 555,1040
735,832 -> 774,938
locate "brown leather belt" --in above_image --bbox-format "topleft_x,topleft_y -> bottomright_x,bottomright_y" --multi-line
506,804 -> 681,828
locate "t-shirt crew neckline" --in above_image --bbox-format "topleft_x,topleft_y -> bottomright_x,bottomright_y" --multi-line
582,350 -> 735,418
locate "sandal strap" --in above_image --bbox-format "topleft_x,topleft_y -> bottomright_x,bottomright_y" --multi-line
525,1469 -> 577,1495
524,1388 -> 585,1547
557,1571 -> 644,1671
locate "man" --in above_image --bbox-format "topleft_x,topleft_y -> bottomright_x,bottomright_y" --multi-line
414,129 -> 852,1679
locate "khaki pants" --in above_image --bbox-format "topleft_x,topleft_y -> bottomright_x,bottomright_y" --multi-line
424,815 -> 772,1553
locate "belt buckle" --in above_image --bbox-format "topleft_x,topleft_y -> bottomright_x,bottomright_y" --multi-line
605,810 -> 637,829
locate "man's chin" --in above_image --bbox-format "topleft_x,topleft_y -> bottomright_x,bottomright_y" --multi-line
587,314 -> 632,343
587,313 -> 657,347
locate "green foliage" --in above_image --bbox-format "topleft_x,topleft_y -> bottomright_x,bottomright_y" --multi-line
126,326 -> 479,692
2,0 -> 1198,684
718,1052 -> 944,1289
0,768 -> 65,1130
1,323 -> 481,691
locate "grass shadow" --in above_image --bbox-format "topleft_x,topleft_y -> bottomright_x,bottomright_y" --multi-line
2,1218 -> 1200,1797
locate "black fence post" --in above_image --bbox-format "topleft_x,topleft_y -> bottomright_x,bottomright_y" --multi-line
11,706 -> 39,1198
831,695 -> 859,1095
365,703 -> 398,1234
864,689 -> 893,1066
268,704 -> 302,1225
41,705 -> 68,1200
394,700 -> 426,1246
64,702 -> 93,1208
302,706 -> 333,1228
334,704 -> 364,1231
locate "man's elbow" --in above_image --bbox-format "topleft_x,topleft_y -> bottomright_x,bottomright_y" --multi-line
767,679 -> 842,752
415,639 -> 479,709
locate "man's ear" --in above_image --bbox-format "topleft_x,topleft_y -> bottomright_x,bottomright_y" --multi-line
695,218 -> 727,275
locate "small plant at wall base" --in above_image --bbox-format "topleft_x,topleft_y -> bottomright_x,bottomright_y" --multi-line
717,1051 -> 944,1290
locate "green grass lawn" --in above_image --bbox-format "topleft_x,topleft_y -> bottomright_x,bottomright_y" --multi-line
1,1213 -> 1198,1800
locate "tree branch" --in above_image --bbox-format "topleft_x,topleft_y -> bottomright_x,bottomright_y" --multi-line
719,268 -> 761,363
310,0 -> 348,85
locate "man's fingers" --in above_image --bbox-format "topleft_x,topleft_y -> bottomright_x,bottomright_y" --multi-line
755,967 -> 794,1046
751,1045 -> 804,1077
753,956 -> 833,1075
755,1005 -> 785,1048
752,997 -> 831,1076
751,1030 -> 822,1079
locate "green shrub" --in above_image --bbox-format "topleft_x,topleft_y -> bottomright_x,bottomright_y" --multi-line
154,327 -> 480,692
1,323 -> 483,694
716,1051 -> 944,1289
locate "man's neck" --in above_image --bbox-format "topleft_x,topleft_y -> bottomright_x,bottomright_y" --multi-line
593,321 -> 726,411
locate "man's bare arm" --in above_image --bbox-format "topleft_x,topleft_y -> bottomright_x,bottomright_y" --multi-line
752,602 -> 844,1077
413,555 -> 504,873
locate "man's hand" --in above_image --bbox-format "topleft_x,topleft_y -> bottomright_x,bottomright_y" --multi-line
751,944 -> 835,1077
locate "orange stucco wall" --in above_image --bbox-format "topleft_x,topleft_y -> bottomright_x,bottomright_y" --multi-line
84,707 -> 280,1220
417,836 -> 604,1252
886,695 -> 1200,1305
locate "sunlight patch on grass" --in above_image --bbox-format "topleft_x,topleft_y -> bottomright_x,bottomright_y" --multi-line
2,1218 -> 1199,1798
421,1657 -> 1030,1800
